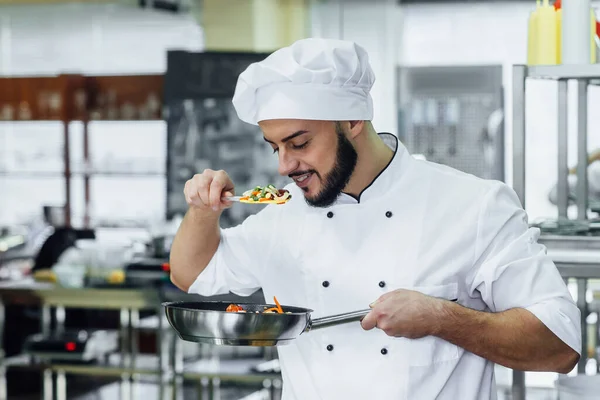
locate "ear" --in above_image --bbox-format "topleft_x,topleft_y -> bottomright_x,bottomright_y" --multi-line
348,120 -> 364,139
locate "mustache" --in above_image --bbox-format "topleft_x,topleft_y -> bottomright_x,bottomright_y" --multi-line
289,170 -> 319,179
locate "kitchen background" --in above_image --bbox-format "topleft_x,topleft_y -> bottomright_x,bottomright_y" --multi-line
0,1 -> 600,228
2,0 -> 600,229
0,0 -> 599,399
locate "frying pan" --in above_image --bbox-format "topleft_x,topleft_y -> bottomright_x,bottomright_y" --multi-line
163,301 -> 371,346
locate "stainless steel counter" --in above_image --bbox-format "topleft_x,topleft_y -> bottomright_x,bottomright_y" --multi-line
0,279 -> 162,308
0,280 -> 275,400
0,279 -> 168,400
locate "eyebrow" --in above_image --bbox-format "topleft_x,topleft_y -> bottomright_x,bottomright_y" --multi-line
263,130 -> 309,144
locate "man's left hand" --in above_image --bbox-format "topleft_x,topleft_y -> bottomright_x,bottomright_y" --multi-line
361,289 -> 444,339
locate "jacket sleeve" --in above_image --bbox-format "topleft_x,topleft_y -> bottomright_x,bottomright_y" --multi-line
187,206 -> 278,297
467,182 -> 581,354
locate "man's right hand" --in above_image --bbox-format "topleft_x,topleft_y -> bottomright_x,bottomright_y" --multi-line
184,169 -> 235,212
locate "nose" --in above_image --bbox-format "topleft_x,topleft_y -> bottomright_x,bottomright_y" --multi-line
277,149 -> 298,176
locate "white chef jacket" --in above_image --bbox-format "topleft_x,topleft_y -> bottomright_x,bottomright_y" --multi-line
188,133 -> 581,400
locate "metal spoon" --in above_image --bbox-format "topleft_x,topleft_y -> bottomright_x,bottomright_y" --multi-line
221,196 -> 242,202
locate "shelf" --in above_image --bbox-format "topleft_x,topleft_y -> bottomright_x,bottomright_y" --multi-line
0,75 -> 163,122
536,235 -> 600,278
538,234 -> 600,251
525,64 -> 600,80
181,358 -> 280,383
0,279 -> 162,309
3,353 -> 163,377
2,354 -> 279,383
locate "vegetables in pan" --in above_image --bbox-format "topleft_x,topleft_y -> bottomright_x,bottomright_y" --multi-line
240,185 -> 291,204
226,304 -> 244,312
226,296 -> 290,314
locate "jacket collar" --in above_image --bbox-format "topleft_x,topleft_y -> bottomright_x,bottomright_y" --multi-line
335,132 -> 409,205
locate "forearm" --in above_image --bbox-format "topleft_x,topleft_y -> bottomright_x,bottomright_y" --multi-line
433,301 -> 579,373
169,208 -> 221,291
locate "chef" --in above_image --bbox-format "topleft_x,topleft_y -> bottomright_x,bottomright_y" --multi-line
169,38 -> 581,399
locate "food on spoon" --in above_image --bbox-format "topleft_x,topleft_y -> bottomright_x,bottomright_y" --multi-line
239,185 -> 291,204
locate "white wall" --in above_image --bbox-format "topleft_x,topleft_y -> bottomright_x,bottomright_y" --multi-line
0,3 -> 203,227
400,1 -> 600,221
0,2 -> 202,75
309,0 -> 401,135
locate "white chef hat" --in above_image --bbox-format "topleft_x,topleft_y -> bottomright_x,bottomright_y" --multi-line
232,38 -> 375,125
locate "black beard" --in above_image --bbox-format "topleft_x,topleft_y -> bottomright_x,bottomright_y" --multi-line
304,124 -> 358,208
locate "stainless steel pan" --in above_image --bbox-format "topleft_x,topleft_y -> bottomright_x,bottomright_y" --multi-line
163,301 -> 370,346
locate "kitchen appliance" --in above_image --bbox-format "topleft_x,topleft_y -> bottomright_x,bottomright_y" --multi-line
124,257 -> 170,284
84,258 -> 170,289
251,359 -> 281,374
24,330 -> 118,363
397,65 -> 504,182
162,301 -> 370,346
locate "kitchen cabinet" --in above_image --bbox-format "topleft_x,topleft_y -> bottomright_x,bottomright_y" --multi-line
0,74 -> 164,227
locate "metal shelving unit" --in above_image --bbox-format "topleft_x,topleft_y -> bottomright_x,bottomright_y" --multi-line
525,64 -> 600,80
513,64 -> 600,219
0,75 -> 164,228
512,63 -> 600,400
0,281 -> 279,399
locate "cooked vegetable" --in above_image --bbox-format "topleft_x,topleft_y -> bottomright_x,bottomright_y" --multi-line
226,296 -> 290,314
226,304 -> 244,312
274,296 -> 283,313
239,185 -> 291,204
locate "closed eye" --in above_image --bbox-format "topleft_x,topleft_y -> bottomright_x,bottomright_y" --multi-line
292,141 -> 309,150
269,139 -> 310,154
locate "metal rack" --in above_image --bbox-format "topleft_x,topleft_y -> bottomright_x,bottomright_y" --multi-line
512,64 -> 600,400
0,280 -> 280,399
512,64 -> 600,218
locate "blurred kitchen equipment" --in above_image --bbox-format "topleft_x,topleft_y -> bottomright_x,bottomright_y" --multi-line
527,0 -> 541,65
165,50 -> 271,221
424,98 -> 437,157
411,99 -> 424,152
596,29 -> 600,63
444,98 -> 460,156
530,217 -> 592,236
527,0 -> 598,65
0,231 -> 25,253
163,301 -> 370,346
24,330 -> 118,363
555,0 -> 598,64
397,65 -> 504,181
32,226 -> 95,272
529,0 -> 558,65
548,151 -> 600,214
555,374 -> 600,400
119,258 -> 170,287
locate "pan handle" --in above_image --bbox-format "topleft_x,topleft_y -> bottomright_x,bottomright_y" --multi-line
305,309 -> 371,332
